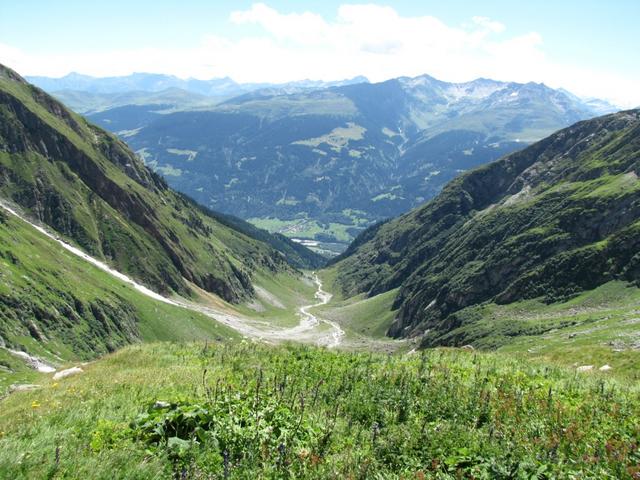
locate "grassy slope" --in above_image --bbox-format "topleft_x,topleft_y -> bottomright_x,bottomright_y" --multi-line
0,210 -> 239,390
318,269 -> 640,376
234,271 -> 317,328
314,270 -> 398,340
1,342 -> 638,479
488,282 -> 640,379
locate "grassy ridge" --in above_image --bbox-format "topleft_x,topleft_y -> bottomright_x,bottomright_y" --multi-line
0,342 -> 638,478
0,208 -> 238,389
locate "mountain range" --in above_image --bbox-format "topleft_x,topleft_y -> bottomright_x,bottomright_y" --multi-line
8,65 -> 634,352
46,73 -> 615,254
2,62 -> 640,479
26,72 -> 370,108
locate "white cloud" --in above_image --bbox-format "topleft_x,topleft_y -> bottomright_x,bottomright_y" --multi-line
472,16 -> 506,34
0,3 -> 638,107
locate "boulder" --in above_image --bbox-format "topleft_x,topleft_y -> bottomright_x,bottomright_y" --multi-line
576,365 -> 594,372
9,384 -> 41,392
53,367 -> 83,380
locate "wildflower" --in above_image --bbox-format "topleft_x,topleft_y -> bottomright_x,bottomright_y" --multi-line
51,382 -> 59,389
298,448 -> 309,460
31,401 -> 41,409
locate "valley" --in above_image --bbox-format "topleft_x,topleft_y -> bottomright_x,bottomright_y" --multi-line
31,73 -> 617,253
0,7 -> 639,473
0,198 -> 346,383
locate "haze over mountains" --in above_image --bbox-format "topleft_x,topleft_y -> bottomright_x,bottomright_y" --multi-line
27,72 -> 370,110
30,72 -> 618,255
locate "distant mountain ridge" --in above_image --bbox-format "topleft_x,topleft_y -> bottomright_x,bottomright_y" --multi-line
29,71 -> 619,253
26,72 -> 370,97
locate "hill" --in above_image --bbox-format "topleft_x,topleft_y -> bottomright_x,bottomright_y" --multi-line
330,110 -> 640,346
0,206 -> 239,366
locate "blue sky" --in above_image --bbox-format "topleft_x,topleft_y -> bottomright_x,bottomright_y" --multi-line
1,1 -> 638,105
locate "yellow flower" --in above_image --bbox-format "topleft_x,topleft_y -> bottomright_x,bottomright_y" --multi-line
51,382 -> 59,389
31,401 -> 41,409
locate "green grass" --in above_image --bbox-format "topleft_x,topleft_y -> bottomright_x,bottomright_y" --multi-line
234,271 -> 317,328
0,210 -> 239,390
247,216 -> 361,244
1,342 -> 639,479
430,281 -> 640,379
313,287 -> 400,339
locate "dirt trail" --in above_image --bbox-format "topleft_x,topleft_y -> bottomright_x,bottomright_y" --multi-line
0,202 -> 344,363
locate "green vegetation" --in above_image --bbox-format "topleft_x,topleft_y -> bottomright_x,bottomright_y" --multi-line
313,277 -> 399,340
235,272 -> 317,328
292,122 -> 366,151
0,63 -> 291,303
1,342 -> 639,479
371,193 -> 403,202
1,65 -> 638,480
0,209 -> 238,388
78,72 -> 607,242
0,64 -> 327,310
333,110 -> 640,343
247,217 -> 351,243
192,205 -> 325,269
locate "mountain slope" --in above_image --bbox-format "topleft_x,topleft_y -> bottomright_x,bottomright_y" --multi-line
0,64 -> 321,304
331,110 -> 640,343
51,88 -> 223,114
0,206 -> 238,363
86,74 -> 614,251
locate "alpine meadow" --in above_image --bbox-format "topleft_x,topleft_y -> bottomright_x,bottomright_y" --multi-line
1,2 -> 639,479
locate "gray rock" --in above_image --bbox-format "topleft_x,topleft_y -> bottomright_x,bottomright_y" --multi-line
9,384 -> 41,392
53,367 -> 83,380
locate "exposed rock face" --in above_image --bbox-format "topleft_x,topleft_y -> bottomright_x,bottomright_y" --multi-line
332,110 -> 640,343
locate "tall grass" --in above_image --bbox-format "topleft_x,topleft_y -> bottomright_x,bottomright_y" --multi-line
0,342 -> 638,478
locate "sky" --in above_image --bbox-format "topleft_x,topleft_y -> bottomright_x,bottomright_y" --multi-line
1,1 -> 638,107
